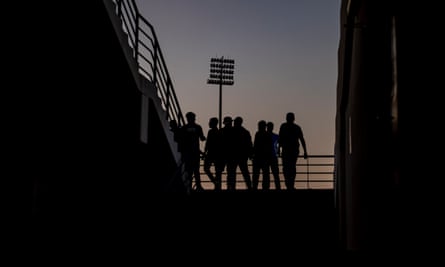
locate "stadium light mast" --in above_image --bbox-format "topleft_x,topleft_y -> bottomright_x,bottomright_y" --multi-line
207,57 -> 235,128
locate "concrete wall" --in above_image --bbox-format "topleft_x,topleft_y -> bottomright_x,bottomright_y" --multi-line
336,0 -> 441,250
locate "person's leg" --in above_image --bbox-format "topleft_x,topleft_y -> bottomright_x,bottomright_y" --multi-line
261,162 -> 270,190
226,161 -> 237,191
239,159 -> 252,190
288,154 -> 297,190
270,157 -> 281,189
214,160 -> 224,191
192,156 -> 203,191
182,153 -> 193,192
203,157 -> 216,184
252,160 -> 260,190
282,155 -> 292,190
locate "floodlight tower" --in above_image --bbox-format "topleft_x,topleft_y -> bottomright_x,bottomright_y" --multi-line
207,57 -> 235,128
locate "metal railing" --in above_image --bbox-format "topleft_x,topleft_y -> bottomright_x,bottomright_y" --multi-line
197,155 -> 335,190
113,0 -> 185,126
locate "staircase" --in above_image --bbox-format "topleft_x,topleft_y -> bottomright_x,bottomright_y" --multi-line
104,0 -> 187,191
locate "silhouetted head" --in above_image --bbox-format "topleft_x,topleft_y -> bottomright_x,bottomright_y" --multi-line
258,120 -> 267,131
169,119 -> 178,130
234,116 -> 243,127
209,117 -> 218,128
266,121 -> 274,132
286,112 -> 295,123
223,116 -> 232,127
186,112 -> 196,123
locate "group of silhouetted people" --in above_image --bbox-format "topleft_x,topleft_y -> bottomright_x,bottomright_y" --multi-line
170,111 -> 307,192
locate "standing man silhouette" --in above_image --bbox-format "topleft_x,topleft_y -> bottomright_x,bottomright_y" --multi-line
278,112 -> 308,190
181,112 -> 206,192
216,116 -> 234,190
203,117 -> 221,190
252,120 -> 272,190
227,116 -> 253,190
266,121 -> 281,190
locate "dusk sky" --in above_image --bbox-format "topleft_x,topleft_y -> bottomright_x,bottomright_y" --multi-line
136,0 -> 341,155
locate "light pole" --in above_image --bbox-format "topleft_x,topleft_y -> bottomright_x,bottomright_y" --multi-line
207,57 -> 235,128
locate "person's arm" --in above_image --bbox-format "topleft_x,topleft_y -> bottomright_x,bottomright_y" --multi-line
199,125 -> 206,142
300,134 -> 308,159
277,127 -> 282,157
204,131 -> 209,154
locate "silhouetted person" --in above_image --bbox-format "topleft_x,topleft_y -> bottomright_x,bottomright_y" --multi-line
266,121 -> 281,190
181,112 -> 206,192
278,112 -> 308,190
227,116 -> 253,190
216,116 -> 234,190
203,117 -> 221,190
252,120 -> 273,190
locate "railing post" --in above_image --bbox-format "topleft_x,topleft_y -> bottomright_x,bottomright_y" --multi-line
166,79 -> 171,121
153,40 -> 158,88
306,157 -> 310,189
134,13 -> 139,62
117,0 -> 122,17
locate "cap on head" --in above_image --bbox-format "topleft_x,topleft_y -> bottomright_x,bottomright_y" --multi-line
223,116 -> 232,124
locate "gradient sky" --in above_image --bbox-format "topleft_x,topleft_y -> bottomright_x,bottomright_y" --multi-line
136,0 -> 341,155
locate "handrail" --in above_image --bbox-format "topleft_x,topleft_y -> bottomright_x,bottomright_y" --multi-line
197,155 -> 335,190
113,0 -> 185,127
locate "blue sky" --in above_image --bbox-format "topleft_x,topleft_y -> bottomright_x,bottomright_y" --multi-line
136,0 -> 341,155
